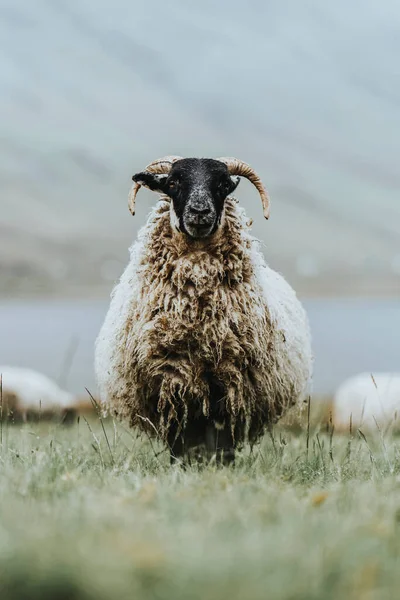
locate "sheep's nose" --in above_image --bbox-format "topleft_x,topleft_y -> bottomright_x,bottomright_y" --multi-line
190,205 -> 211,215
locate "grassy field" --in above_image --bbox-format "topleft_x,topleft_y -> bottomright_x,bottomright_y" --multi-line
1,413 -> 400,600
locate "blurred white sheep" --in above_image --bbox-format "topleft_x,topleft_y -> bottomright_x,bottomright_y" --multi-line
333,373 -> 400,432
0,366 -> 93,423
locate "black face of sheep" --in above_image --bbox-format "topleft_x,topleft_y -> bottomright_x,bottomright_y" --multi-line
132,158 -> 240,239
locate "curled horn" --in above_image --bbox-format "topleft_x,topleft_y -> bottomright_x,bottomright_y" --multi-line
128,155 -> 183,215
217,157 -> 270,219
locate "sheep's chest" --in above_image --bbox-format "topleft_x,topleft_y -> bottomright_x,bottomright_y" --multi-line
134,249 -> 268,394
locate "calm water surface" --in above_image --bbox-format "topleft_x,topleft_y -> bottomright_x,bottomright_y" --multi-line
0,299 -> 399,396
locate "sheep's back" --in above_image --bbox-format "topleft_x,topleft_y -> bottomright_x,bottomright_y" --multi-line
251,246 -> 313,404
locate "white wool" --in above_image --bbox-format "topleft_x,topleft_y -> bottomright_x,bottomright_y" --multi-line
0,366 -> 74,414
333,373 -> 400,431
169,202 -> 181,233
95,234 -> 147,403
250,238 -> 313,401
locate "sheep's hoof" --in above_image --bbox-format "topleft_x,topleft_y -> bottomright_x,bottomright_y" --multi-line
168,425 -> 235,468
217,448 -> 235,466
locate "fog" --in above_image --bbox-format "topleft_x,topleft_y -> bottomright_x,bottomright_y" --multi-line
1,0 -> 400,297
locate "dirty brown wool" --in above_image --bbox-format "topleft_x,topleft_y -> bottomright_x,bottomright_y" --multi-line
96,157 -> 312,463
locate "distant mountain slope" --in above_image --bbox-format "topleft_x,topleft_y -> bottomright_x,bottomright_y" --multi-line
1,0 -> 399,296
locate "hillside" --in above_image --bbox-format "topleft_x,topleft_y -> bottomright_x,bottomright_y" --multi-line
1,0 -> 399,296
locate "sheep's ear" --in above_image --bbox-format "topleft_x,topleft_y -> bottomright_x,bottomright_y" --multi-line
228,175 -> 240,194
132,172 -> 168,193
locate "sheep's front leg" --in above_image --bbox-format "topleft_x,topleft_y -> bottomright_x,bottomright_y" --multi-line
206,424 -> 235,466
217,427 -> 235,466
168,433 -> 188,466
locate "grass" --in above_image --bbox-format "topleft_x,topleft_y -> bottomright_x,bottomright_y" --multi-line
1,414 -> 400,600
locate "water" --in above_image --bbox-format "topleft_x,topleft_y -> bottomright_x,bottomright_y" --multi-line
0,298 -> 399,396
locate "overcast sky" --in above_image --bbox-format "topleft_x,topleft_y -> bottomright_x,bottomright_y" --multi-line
1,0 -> 399,293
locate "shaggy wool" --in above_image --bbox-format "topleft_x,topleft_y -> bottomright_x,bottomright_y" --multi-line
95,197 -> 312,451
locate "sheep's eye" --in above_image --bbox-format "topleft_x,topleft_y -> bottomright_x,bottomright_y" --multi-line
218,181 -> 229,193
168,179 -> 179,189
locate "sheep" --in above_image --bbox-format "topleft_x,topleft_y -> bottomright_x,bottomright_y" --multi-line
333,373 -> 400,432
0,366 -> 89,424
95,156 -> 313,463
